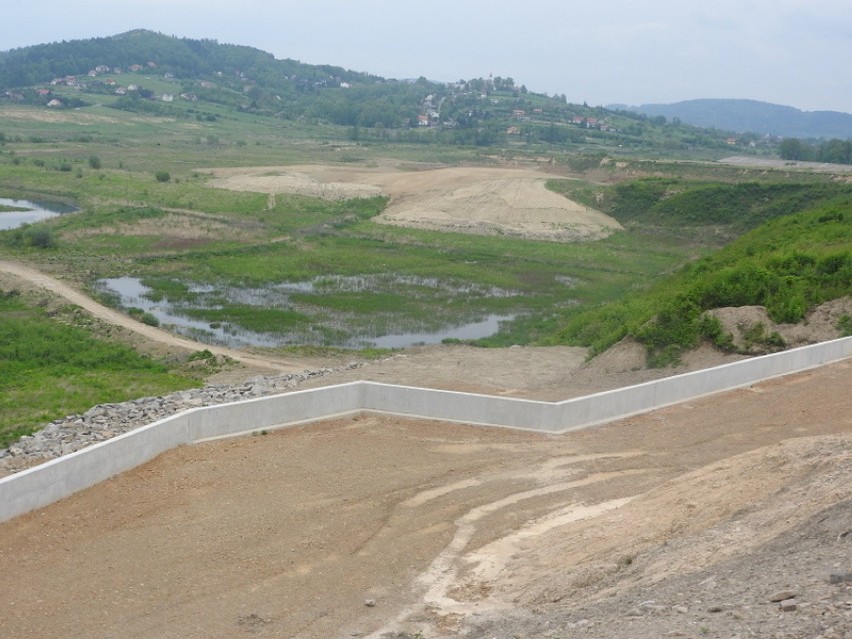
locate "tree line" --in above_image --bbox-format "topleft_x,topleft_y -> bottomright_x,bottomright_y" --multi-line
779,138 -> 852,165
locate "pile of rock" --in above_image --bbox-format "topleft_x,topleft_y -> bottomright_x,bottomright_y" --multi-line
0,363 -> 363,476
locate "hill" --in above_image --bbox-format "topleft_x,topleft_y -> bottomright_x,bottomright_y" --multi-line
0,28 -> 377,91
612,98 -> 852,139
1,30 -> 775,156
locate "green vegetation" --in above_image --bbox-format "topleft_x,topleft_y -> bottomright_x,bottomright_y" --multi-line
4,224 -> 57,249
551,199 -> 851,365
0,289 -> 198,447
549,177 -> 851,240
780,137 -> 852,165
838,314 -> 852,336
0,113 -> 847,359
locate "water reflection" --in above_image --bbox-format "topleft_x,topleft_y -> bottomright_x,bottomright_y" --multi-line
0,198 -> 76,230
97,276 -> 515,349
364,315 -> 512,349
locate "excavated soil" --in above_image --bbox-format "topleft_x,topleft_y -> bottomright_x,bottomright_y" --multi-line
203,163 -> 621,241
1,359 -> 849,639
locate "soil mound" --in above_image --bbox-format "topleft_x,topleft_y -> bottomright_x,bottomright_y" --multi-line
203,163 -> 620,241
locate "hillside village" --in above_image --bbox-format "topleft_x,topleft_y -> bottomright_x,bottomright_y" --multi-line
0,30 -> 770,154
9,60 -> 619,137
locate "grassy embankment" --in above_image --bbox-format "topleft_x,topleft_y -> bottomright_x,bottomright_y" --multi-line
0,289 -> 200,448
547,178 -> 852,365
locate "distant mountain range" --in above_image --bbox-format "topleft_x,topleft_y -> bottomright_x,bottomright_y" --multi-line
609,99 -> 852,140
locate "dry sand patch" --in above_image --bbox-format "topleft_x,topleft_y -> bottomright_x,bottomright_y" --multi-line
203,164 -> 621,241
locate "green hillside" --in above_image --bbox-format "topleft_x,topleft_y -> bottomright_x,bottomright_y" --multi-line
0,30 -> 777,157
550,196 -> 851,365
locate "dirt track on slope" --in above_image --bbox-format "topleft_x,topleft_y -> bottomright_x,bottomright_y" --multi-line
0,260 -> 307,374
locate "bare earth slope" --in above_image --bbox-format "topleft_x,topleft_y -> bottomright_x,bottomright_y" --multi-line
1,359 -> 849,639
204,163 -> 621,241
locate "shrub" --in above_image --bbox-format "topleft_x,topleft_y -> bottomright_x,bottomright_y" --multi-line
6,225 -> 57,249
188,349 -> 216,362
837,314 -> 852,337
698,314 -> 735,351
140,312 -> 160,327
740,322 -> 786,351
88,156 -> 102,169
154,170 -> 171,183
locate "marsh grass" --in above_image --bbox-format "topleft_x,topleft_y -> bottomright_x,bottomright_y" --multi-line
2,103 -> 846,356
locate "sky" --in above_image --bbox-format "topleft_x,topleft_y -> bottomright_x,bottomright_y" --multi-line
2,0 -> 851,113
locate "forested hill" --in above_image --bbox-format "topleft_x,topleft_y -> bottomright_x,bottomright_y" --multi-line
0,30 -> 797,154
615,99 -> 852,140
0,28 -> 376,90
0,29 -> 450,127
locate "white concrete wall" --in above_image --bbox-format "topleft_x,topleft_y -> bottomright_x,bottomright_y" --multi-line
1,336 -> 849,523
0,383 -> 366,523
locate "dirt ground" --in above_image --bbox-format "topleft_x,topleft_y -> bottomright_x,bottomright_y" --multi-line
0,358 -> 849,639
203,163 -> 621,241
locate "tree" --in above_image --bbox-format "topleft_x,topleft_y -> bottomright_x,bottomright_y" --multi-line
779,138 -> 811,161
817,138 -> 852,165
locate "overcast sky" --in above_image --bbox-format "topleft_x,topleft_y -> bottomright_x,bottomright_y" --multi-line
3,0 -> 851,113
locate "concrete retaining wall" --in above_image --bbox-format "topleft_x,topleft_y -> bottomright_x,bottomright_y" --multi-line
2,336 -> 850,523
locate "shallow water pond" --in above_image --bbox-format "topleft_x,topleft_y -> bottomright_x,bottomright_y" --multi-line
0,198 -> 76,230
97,275 -> 517,349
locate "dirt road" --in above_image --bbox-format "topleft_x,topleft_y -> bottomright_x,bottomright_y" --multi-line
0,260 -> 306,374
